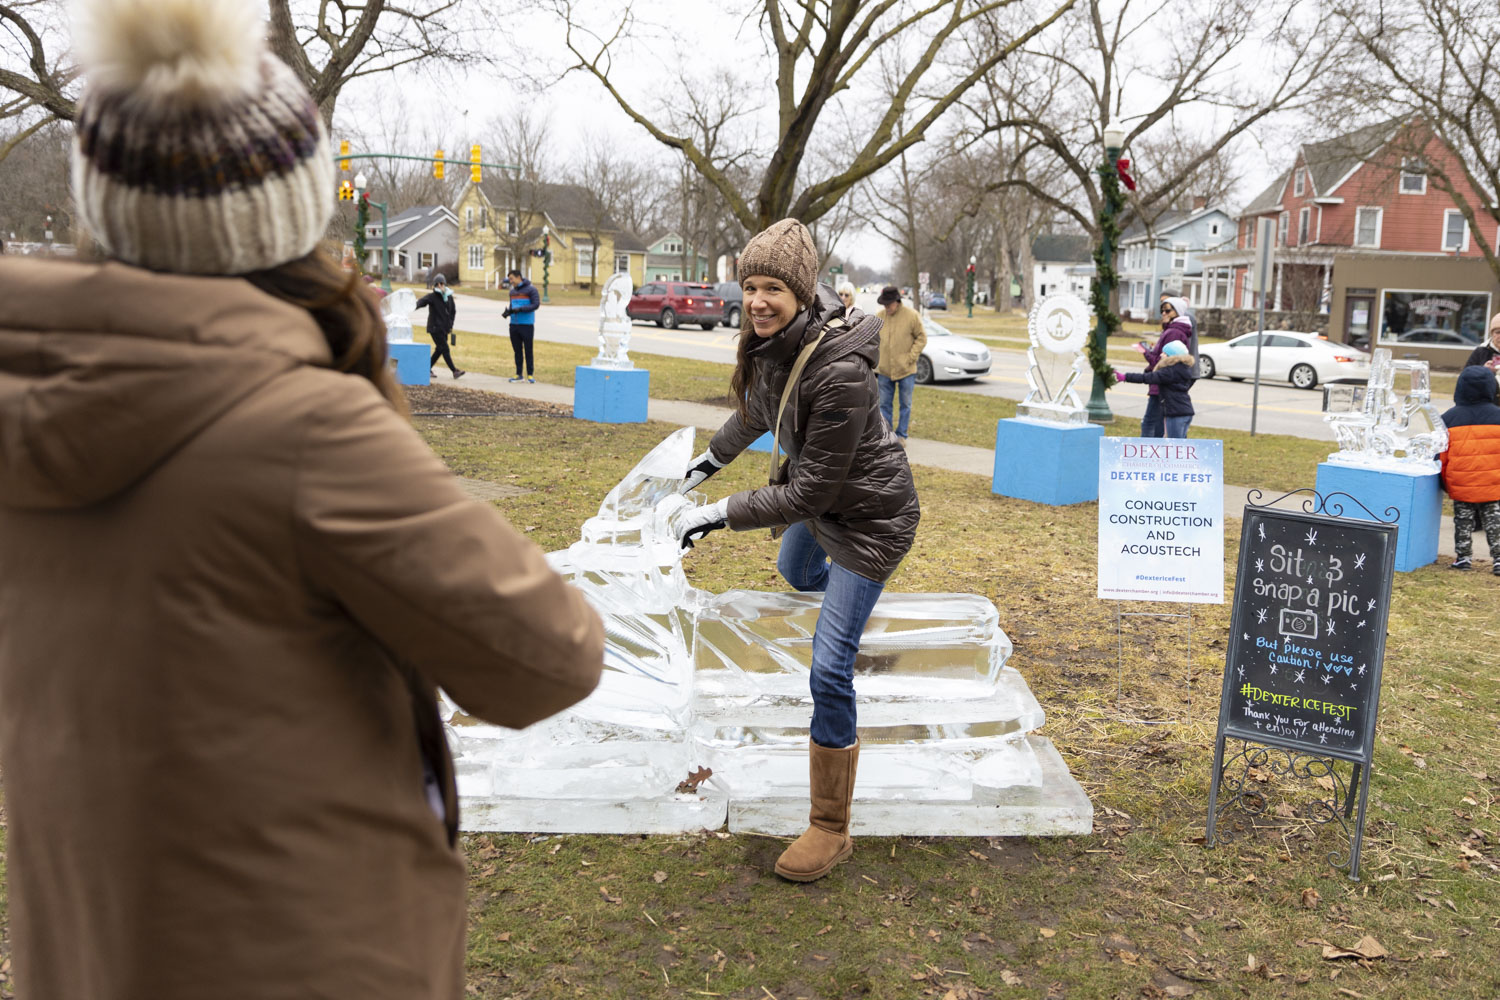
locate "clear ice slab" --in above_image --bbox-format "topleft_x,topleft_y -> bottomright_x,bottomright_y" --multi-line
445,427 -> 1091,835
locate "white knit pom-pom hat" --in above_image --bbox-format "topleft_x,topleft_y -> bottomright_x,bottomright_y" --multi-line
69,0 -> 334,275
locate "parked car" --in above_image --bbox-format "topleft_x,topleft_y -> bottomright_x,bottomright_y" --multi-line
626,282 -> 724,330
926,293 -> 948,310
1393,327 -> 1480,346
713,281 -> 743,328
1195,331 -> 1370,390
916,316 -> 991,383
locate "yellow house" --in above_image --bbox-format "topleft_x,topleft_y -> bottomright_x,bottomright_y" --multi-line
453,178 -> 646,291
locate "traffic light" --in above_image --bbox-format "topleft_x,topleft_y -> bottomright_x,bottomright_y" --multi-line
337,179 -> 354,201
434,149 -> 444,180
339,139 -> 350,172
470,144 -> 481,184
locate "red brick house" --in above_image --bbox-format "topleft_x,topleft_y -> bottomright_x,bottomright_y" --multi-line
1199,120 -> 1499,366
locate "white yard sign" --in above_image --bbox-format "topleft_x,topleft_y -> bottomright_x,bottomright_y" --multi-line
1097,438 -> 1225,603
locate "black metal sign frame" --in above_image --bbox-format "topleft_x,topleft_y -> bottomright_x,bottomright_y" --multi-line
1206,489 -> 1397,880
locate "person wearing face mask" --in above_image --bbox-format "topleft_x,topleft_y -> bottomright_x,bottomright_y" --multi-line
676,219 -> 919,883
414,273 -> 464,379
1135,295 -> 1194,437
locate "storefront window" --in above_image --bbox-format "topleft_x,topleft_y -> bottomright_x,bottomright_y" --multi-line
1378,289 -> 1490,347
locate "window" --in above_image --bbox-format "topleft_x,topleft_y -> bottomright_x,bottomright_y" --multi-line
419,251 -> 435,270
1443,210 -> 1469,251
577,240 -> 595,280
1378,289 -> 1490,346
1400,158 -> 1427,194
506,212 -> 518,235
1297,207 -> 1310,246
1244,221 -> 1255,249
1132,280 -> 1146,307
1293,167 -> 1305,197
467,244 -> 483,270
1278,211 -> 1289,246
1209,222 -> 1220,237
480,209 -> 489,231
1171,244 -> 1187,270
1354,207 -> 1382,248
465,208 -> 473,230
614,253 -> 629,274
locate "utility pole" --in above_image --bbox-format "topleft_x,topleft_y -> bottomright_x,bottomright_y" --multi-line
1086,121 -> 1127,424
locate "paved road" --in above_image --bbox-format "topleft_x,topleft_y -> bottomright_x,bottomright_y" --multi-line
441,293 -> 1335,441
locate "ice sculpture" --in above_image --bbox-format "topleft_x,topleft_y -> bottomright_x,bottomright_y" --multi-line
445,428 -> 1091,835
1324,349 -> 1448,472
593,271 -> 635,369
383,288 -> 415,343
1017,293 -> 1092,425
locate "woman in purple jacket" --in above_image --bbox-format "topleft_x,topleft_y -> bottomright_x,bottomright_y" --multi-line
1137,296 -> 1193,437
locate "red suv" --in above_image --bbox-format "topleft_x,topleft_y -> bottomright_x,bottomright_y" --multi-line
627,282 -> 724,330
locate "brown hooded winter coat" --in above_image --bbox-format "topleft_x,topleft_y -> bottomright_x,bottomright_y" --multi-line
710,285 -> 920,582
0,257 -> 604,1000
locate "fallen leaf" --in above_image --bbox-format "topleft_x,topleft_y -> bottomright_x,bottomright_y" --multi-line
1300,887 -> 1321,910
675,766 -> 713,793
1162,987 -> 1195,998
1039,927 -> 1057,939
815,925 -> 832,936
652,871 -> 668,883
1428,949 -> 1451,959
1321,935 -> 1387,961
1314,775 -> 1336,792
1000,969 -> 1023,986
496,932 -> 511,942
1275,802 -> 1298,818
599,886 -> 622,905
969,849 -> 989,861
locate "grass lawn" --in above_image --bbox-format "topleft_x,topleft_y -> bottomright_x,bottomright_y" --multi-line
411,413 -> 1498,1000
422,327 -> 1335,494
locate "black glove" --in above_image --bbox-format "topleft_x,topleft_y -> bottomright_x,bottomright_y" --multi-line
503,307 -> 513,318
681,449 -> 725,492
678,499 -> 729,550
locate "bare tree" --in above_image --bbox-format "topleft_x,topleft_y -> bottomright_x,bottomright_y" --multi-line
475,108 -> 554,281
1329,0 -> 1500,282
571,136 -> 657,292
0,1 -> 76,163
549,0 -> 1075,231
0,117 -> 70,239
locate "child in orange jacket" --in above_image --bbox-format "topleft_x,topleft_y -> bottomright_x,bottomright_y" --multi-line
1439,366 -> 1500,573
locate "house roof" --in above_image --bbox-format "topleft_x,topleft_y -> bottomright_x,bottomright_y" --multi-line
1301,118 -> 1401,195
615,231 -> 648,253
1031,233 -> 1093,263
367,205 -> 456,249
1119,205 -> 1229,244
1242,171 -> 1289,216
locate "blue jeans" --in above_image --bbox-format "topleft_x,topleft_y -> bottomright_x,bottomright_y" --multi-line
777,521 -> 885,748
1164,415 -> 1192,438
878,374 -> 916,437
1140,395 -> 1164,437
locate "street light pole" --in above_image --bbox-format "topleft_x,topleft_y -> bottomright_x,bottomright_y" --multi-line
542,225 -> 551,304
967,254 -> 976,318
1086,120 -> 1127,424
353,172 -> 392,294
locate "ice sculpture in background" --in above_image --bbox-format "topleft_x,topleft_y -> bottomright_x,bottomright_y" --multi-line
593,272 -> 635,369
383,288 -> 416,343
445,427 -> 1091,835
1324,348 -> 1448,472
1017,293 -> 1091,425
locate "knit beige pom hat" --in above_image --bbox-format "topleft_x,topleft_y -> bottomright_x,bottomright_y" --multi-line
70,0 -> 334,275
738,219 -> 819,306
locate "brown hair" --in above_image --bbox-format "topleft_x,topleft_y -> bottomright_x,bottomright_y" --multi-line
243,249 -> 407,415
729,307 -> 756,420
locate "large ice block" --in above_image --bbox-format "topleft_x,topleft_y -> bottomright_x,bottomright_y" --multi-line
443,427 -> 1091,835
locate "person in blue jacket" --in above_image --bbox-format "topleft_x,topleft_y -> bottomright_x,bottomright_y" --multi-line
502,267 -> 541,383
1117,339 -> 1196,438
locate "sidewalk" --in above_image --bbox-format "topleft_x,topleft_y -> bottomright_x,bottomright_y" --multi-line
440,370 -> 1459,558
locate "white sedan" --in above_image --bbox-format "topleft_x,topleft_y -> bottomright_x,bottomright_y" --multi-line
916,316 -> 992,383
1195,331 -> 1370,390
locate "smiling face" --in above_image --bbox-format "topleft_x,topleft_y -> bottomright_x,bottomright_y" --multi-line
742,274 -> 800,338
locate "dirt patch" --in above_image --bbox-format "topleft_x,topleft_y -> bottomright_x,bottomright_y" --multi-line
404,383 -> 570,417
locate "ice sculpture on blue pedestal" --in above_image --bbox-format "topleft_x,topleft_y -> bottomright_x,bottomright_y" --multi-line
445,428 -> 1091,835
1017,293 -> 1092,426
592,272 -> 635,369
1323,348 -> 1447,472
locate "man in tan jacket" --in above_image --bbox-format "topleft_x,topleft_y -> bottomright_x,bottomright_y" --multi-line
875,285 -> 927,442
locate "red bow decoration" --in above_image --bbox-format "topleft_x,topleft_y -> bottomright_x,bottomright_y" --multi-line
1116,157 -> 1137,192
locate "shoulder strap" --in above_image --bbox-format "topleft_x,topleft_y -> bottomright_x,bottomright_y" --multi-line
768,317 -> 845,483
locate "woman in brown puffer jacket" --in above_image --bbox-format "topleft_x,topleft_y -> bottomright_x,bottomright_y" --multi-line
0,2 -> 604,997
677,219 -> 920,883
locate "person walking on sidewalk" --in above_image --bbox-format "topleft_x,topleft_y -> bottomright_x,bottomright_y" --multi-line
1439,365 -> 1500,573
503,267 -> 541,382
414,273 -> 464,379
676,219 -> 919,883
1136,296 -> 1194,437
1118,340 -> 1196,438
875,285 -> 926,444
0,2 -> 606,996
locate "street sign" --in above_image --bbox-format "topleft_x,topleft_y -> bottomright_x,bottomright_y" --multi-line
918,271 -> 929,287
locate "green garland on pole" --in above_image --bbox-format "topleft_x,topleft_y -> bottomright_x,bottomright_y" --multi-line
354,195 -> 369,275
1088,161 -> 1123,387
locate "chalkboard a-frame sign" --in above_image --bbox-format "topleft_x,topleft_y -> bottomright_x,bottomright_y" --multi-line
1206,501 -> 1396,880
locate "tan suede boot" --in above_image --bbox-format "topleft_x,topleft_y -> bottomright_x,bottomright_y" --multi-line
774,739 -> 860,882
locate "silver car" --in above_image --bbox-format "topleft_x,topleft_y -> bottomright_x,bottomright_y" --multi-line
917,315 -> 992,383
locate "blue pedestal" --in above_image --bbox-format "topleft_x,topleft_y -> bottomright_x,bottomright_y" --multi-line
574,366 -> 649,423
1314,462 -> 1438,572
389,342 -> 430,386
747,431 -> 774,453
992,418 -> 1104,505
